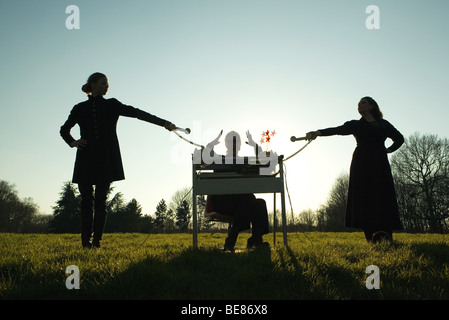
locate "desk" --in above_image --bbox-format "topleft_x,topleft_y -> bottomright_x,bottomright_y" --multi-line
192,155 -> 287,247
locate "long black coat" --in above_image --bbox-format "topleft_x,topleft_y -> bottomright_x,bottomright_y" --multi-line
319,118 -> 404,231
60,95 -> 167,184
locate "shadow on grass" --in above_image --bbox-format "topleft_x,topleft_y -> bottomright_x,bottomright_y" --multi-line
90,245 -> 365,300
409,242 -> 449,265
91,246 -> 294,300
4,236 -> 449,300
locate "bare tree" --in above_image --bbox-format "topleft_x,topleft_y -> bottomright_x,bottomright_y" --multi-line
298,209 -> 316,230
316,173 -> 349,231
168,187 -> 192,213
391,133 -> 449,233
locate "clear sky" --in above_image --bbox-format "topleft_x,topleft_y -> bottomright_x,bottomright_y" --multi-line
1,0 -> 448,218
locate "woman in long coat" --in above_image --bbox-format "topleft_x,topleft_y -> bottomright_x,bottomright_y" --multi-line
60,72 -> 175,248
306,97 -> 404,242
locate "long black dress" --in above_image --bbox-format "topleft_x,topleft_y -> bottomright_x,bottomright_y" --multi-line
319,118 -> 404,232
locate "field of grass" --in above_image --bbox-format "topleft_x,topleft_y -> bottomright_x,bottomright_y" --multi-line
1,232 -> 448,300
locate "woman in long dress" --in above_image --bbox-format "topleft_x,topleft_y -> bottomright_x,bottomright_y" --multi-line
306,97 -> 404,242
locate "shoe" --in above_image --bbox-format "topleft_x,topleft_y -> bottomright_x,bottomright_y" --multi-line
372,231 -> 392,243
82,241 -> 92,249
258,242 -> 270,248
223,245 -> 235,253
247,236 -> 264,249
92,239 -> 101,249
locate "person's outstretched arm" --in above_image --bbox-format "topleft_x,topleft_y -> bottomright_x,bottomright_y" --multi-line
306,120 -> 357,140
112,98 -> 176,130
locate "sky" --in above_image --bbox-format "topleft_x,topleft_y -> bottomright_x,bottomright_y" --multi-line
1,0 -> 448,219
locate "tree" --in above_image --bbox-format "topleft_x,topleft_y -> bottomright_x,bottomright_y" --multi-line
13,197 -> 39,233
121,198 -> 144,232
153,199 -> 168,232
298,209 -> 316,231
105,192 -> 125,232
0,180 -> 17,232
0,180 -> 40,232
28,213 -> 51,233
50,181 -> 81,233
139,214 -> 154,233
168,187 -> 192,213
196,195 -> 212,231
175,200 -> 191,232
107,192 -> 125,216
169,187 -> 192,231
105,193 -> 148,232
391,133 -> 449,233
316,173 -> 349,231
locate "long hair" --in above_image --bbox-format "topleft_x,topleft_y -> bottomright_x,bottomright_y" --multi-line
81,72 -> 107,94
363,96 -> 383,119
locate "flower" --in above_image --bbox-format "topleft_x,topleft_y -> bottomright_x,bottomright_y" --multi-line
260,129 -> 276,151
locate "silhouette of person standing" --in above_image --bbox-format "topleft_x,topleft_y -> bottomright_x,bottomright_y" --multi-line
306,97 -> 404,243
60,72 -> 176,248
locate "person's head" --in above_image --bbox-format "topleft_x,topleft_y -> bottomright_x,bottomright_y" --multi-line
358,96 -> 383,119
82,72 -> 109,96
224,131 -> 241,156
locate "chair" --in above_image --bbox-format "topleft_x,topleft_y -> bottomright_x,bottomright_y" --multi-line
204,196 -> 234,233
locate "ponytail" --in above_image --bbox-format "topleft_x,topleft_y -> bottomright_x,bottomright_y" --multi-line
81,83 -> 92,93
81,72 -> 107,94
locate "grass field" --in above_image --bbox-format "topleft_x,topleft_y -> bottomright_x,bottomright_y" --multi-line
1,232 -> 448,300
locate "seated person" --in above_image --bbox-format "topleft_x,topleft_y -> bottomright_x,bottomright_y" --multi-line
204,130 -> 270,251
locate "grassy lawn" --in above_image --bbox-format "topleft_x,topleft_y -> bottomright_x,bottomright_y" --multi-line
1,232 -> 448,300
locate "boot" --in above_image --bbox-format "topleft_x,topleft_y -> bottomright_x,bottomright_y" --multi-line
79,184 -> 94,248
247,233 -> 270,249
81,219 -> 92,248
224,227 -> 239,252
372,231 -> 392,243
246,235 -> 262,248
92,208 -> 107,249
80,204 -> 93,248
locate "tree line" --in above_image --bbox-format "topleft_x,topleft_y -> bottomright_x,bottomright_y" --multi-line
49,184 -> 204,234
295,132 -> 449,233
1,132 -> 448,234
0,181 -> 215,234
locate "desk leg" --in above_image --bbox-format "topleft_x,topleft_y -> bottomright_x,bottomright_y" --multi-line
281,189 -> 287,246
192,192 -> 198,248
273,193 -> 276,246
